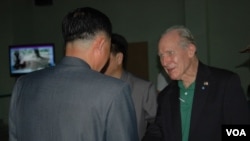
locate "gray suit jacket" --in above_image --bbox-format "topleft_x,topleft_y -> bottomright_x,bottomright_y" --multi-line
9,57 -> 139,141
121,71 -> 157,140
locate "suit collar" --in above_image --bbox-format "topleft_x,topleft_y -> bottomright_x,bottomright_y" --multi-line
120,71 -> 135,90
189,61 -> 211,138
163,81 -> 182,141
121,70 -> 129,82
59,56 -> 91,69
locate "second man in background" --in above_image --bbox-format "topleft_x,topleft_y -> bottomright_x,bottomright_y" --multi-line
102,33 -> 158,140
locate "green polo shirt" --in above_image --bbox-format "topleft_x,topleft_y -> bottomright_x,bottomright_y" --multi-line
178,81 -> 195,141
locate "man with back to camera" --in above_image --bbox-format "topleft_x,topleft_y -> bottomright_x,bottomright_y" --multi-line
102,33 -> 158,140
9,7 -> 139,141
142,25 -> 250,141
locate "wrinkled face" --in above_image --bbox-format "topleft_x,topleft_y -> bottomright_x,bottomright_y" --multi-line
158,31 -> 194,80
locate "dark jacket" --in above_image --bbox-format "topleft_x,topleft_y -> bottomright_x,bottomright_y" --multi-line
143,62 -> 250,141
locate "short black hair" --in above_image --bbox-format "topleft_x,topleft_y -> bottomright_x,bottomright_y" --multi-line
62,7 -> 112,43
111,33 -> 128,68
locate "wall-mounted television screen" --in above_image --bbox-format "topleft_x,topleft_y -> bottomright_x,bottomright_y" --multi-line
9,43 -> 56,77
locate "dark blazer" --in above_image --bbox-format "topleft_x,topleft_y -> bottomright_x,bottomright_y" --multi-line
9,57 -> 139,141
143,61 -> 250,141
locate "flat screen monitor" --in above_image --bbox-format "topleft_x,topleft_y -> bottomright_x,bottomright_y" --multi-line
9,43 -> 56,77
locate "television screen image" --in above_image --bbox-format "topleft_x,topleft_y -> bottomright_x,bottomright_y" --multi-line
9,43 -> 56,76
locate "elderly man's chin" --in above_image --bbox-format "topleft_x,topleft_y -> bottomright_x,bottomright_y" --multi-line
168,72 -> 181,80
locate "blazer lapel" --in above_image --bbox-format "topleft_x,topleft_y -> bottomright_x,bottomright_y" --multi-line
189,62 -> 211,137
169,81 -> 182,141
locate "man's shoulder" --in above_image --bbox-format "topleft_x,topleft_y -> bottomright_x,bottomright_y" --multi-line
126,72 -> 153,85
105,74 -> 128,86
205,65 -> 238,78
199,61 -> 238,77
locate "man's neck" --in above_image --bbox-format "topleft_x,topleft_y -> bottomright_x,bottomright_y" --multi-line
181,58 -> 199,88
112,68 -> 123,79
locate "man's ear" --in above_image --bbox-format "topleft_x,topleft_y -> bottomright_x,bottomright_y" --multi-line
116,53 -> 123,65
97,36 -> 106,51
188,44 -> 196,57
93,36 -> 106,55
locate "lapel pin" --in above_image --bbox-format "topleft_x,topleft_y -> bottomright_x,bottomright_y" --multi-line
204,81 -> 209,86
202,81 -> 209,90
